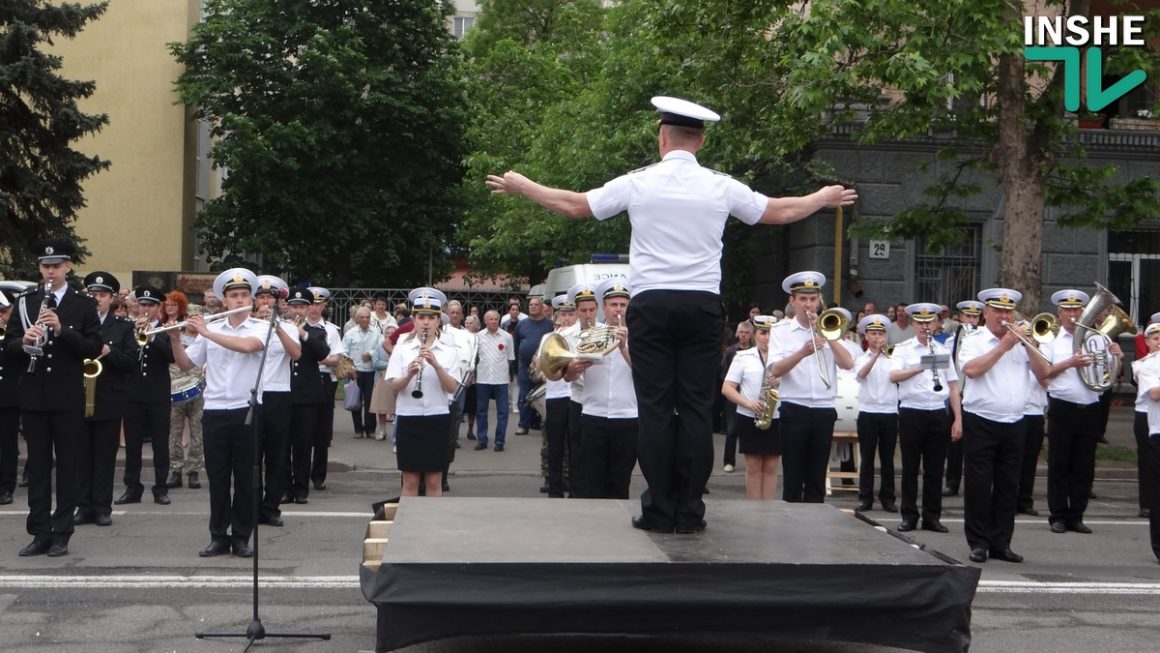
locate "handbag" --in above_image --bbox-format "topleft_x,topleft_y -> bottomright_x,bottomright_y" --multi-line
343,379 -> 361,411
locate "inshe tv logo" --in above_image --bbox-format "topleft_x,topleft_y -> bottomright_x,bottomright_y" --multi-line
1024,15 -> 1148,112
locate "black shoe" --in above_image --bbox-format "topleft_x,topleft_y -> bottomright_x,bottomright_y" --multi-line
1141,508 -> 1151,519
941,486 -> 958,497
676,519 -> 707,535
166,472 -> 183,489
199,540 -> 231,557
46,538 -> 69,557
494,443 -> 505,452
294,496 -> 308,504
0,492 -> 13,505
232,539 -> 254,558
454,440 -> 461,449
114,490 -> 142,505
989,547 -> 1024,563
514,428 -> 529,435
1017,506 -> 1039,516
1089,489 -> 1098,499
95,514 -> 112,527
1097,435 -> 1109,444
73,511 -> 95,526
921,520 -> 949,533
154,492 -> 171,506
897,520 -> 917,532
280,492 -> 294,504
466,431 -> 476,440
19,538 -> 51,557
881,500 -> 898,513
187,472 -> 201,489
631,516 -> 675,534
474,442 -> 487,451
1067,520 -> 1092,534
441,481 -> 450,492
18,472 -> 28,488
1049,520 -> 1066,534
855,501 -> 873,512
259,515 -> 284,527
968,547 -> 987,563
540,484 -> 550,494
313,480 -> 327,491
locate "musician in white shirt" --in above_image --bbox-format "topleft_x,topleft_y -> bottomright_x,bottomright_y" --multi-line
1131,322 -> 1160,561
533,294 -> 578,498
852,314 -> 899,513
943,300 -> 984,497
721,315 -> 779,500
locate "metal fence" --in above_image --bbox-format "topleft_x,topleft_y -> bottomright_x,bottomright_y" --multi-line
326,288 -> 530,326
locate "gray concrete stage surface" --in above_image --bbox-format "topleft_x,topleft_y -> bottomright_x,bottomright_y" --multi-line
0,402 -> 1157,652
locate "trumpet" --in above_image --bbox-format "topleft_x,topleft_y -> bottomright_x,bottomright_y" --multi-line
141,305 -> 252,336
83,358 -> 102,418
411,328 -> 429,399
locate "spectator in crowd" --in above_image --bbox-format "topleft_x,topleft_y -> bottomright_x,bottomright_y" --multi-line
462,315 -> 481,441
371,294 -> 397,334
343,306 -> 381,439
887,303 -> 915,344
474,310 -> 515,452
514,297 -> 554,434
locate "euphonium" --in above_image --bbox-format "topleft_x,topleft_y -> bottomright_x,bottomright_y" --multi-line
83,358 -> 102,418
1071,282 -> 1136,392
753,373 -> 779,431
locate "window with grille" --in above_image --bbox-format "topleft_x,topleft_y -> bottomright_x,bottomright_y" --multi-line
1108,229 -> 1160,324
914,225 -> 982,303
452,16 -> 474,39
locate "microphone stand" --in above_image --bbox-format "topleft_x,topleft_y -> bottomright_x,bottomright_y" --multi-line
196,309 -> 330,651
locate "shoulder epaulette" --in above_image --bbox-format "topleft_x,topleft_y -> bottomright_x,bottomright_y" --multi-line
627,162 -> 660,175
770,320 -> 793,329
708,168 -> 735,178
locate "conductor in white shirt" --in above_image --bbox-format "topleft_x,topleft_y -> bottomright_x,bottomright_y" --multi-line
486,95 -> 856,534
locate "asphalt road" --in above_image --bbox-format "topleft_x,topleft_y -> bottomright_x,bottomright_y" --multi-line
1,403 -> 1157,652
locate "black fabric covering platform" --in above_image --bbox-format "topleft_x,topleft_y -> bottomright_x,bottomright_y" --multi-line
360,498 -> 980,653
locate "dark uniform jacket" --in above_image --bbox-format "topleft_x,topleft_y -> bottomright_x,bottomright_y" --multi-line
129,321 -> 174,404
0,338 -> 19,410
88,314 -> 139,421
290,324 -> 331,404
3,287 -> 102,412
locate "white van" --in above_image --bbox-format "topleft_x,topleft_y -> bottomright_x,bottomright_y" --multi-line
543,262 -> 630,300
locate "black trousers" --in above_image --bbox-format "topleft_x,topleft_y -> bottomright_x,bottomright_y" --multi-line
290,402 -> 322,500
260,391 -> 292,521
202,408 -> 255,542
1141,431 -> 1160,561
944,437 -> 963,493
857,411 -> 898,504
963,412 -> 1024,552
76,417 -> 121,519
899,407 -> 950,524
1016,414 -> 1046,512
580,414 -> 638,500
349,370 -> 376,434
0,407 -> 19,496
628,289 -> 720,530
546,397 -> 571,498
567,400 -> 584,498
24,410 -> 83,540
123,400 -> 171,496
1046,398 -> 1100,524
313,377 -> 337,484
722,401 -> 738,467
1133,412 -> 1157,513
779,402 -> 838,503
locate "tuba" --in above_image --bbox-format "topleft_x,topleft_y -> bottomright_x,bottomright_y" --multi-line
83,358 -> 102,418
1071,282 -> 1136,392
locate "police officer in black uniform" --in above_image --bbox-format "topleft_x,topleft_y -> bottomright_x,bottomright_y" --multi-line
117,286 -> 175,505
5,239 -> 102,557
287,288 -> 331,504
74,272 -> 138,526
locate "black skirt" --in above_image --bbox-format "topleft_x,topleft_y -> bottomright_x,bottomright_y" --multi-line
396,413 -> 450,473
737,413 -> 782,456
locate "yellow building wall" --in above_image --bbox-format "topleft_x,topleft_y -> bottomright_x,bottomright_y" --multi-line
48,0 -> 200,287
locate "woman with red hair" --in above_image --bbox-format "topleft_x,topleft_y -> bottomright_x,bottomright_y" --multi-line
163,290 -> 205,490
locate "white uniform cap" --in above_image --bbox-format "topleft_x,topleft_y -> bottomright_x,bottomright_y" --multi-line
254,275 -> 289,298
567,282 -> 599,306
906,302 -> 942,322
213,268 -> 258,299
307,287 -> 331,303
956,300 -> 985,315
408,287 -> 448,315
596,278 -> 631,301
1050,289 -> 1090,308
551,294 -> 576,311
752,315 -> 777,330
781,271 -> 826,295
1146,323 -> 1160,337
858,314 -> 890,334
978,288 -> 1021,309
1151,312 -> 1160,325
651,96 -> 720,129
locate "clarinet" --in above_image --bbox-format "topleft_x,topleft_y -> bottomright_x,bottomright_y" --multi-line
25,283 -> 54,373
411,328 -> 428,399
925,326 -> 943,392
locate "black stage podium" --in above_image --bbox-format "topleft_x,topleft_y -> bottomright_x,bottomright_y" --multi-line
360,498 -> 979,653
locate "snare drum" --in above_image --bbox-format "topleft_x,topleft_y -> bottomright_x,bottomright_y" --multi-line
171,379 -> 206,404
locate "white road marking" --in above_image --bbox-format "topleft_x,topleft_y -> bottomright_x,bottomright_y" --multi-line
0,510 -> 372,518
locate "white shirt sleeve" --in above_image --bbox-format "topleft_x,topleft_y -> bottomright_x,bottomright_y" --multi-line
725,178 -> 768,226
586,174 -> 633,221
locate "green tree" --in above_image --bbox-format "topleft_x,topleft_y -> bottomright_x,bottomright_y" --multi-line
0,0 -> 109,278
170,0 -> 468,287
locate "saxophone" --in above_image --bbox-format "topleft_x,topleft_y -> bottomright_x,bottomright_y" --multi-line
753,375 -> 780,431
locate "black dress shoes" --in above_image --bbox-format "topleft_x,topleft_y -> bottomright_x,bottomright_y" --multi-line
855,501 -> 873,512
154,492 -> 171,506
897,521 -> 917,532
280,492 -> 294,504
95,514 -> 112,527
989,547 -> 1024,563
921,520 -> 949,533
294,496 -> 308,504
941,487 -> 958,497
441,480 -> 450,492
199,540 -> 231,557
46,539 -> 69,557
676,519 -> 707,535
1067,520 -> 1092,534
968,547 -> 988,563
1049,520 -> 1067,534
19,538 -> 51,557
313,480 -> 327,491
259,515 -> 284,527
231,539 -> 254,558
166,472 -> 183,489
631,516 -> 675,534
1017,506 -> 1039,516
1141,508 -> 1151,518
73,511 -> 95,526
0,491 -> 13,505
881,500 -> 898,513
114,490 -> 142,505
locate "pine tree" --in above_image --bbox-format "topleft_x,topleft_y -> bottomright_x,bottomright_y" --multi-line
0,0 -> 109,278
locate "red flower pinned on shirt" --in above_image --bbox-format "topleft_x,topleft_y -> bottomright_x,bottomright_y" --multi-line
498,343 -> 505,351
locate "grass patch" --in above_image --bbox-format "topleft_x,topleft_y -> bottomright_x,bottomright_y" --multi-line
1094,444 -> 1137,464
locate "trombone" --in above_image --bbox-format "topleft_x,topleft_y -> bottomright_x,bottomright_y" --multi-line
809,308 -> 851,389
1001,317 -> 1053,364
141,305 -> 252,337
